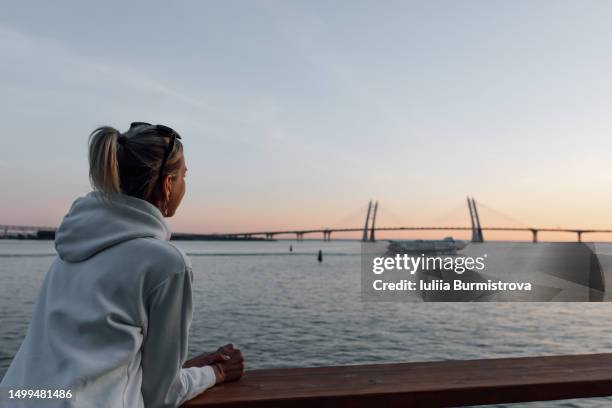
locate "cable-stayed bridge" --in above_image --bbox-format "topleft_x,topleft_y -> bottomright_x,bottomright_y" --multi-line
3,197 -> 612,242
192,197 -> 612,243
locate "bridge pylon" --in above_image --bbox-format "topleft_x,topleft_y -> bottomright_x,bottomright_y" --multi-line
362,201 -> 372,242
362,201 -> 378,242
467,197 -> 484,243
369,201 -> 378,241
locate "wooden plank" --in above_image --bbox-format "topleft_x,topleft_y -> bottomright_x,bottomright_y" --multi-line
183,353 -> 612,408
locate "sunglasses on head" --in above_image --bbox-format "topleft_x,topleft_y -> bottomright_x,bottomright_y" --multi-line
129,122 -> 182,191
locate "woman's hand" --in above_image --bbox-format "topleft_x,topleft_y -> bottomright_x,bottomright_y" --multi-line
183,344 -> 234,368
183,344 -> 245,384
212,344 -> 244,384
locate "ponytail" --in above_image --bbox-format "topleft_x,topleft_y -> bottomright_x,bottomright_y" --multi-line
88,126 -> 122,195
86,124 -> 183,203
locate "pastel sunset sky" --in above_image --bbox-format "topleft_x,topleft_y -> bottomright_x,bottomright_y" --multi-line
2,1 -> 612,241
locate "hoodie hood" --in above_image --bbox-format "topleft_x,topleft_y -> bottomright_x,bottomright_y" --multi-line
55,191 -> 171,262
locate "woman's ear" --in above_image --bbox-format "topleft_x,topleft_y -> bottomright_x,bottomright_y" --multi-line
163,175 -> 173,201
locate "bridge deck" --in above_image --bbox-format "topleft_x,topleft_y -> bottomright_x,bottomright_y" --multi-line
183,353 -> 612,408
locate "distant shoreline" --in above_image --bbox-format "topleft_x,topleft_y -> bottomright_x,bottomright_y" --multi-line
0,232 -> 271,241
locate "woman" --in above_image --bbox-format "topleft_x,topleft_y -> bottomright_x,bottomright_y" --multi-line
1,123 -> 244,407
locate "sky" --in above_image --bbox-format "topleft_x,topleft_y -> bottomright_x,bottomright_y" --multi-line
2,0 -> 612,240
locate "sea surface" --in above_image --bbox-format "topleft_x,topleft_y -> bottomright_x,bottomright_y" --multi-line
2,239 -> 612,407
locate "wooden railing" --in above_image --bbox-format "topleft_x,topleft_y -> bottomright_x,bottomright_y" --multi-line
183,353 -> 612,407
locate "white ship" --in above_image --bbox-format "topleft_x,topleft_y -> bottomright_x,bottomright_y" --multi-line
387,237 -> 468,254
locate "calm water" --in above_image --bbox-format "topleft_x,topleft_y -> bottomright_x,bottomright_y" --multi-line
2,239 -> 612,407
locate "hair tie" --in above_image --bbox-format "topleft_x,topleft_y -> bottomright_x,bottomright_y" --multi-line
117,134 -> 126,145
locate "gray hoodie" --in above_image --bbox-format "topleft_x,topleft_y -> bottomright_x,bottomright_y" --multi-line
0,191 -> 216,407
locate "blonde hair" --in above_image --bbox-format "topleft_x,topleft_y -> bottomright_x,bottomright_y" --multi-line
88,124 -> 183,203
